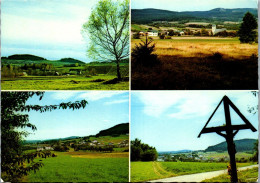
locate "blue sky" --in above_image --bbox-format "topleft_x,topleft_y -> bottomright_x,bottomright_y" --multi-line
131,0 -> 258,11
24,91 -> 129,140
131,91 -> 258,151
1,0 -> 98,62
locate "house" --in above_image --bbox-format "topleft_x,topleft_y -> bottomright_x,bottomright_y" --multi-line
147,30 -> 158,37
37,146 -> 44,151
45,146 -> 54,150
212,24 -> 226,35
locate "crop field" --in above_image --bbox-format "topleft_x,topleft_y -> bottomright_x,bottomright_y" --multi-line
130,161 -> 254,182
23,151 -> 129,182
132,37 -> 257,59
131,37 -> 258,90
202,167 -> 258,182
1,75 -> 129,90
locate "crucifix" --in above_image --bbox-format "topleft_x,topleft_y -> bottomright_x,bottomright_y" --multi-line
198,95 -> 257,182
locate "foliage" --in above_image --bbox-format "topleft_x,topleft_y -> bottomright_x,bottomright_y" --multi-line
251,140 -> 258,162
5,54 -> 46,60
131,138 -> 158,161
132,36 -> 159,67
82,0 -> 129,80
131,8 -> 257,24
1,92 -> 88,182
133,32 -> 141,39
95,123 -> 129,137
238,12 -> 257,43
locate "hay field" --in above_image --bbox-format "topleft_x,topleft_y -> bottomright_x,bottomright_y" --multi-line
131,37 -> 258,59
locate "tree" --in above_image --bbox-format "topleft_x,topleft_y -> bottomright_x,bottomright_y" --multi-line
82,0 -> 129,81
1,92 -> 88,181
238,12 -> 257,43
132,35 -> 159,67
131,138 -> 158,161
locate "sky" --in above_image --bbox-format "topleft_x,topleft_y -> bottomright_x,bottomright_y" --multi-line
24,91 -> 129,140
131,91 -> 258,152
1,0 -> 98,62
131,0 -> 258,11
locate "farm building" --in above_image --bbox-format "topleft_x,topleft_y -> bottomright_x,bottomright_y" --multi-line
212,24 -> 226,35
147,30 -> 159,37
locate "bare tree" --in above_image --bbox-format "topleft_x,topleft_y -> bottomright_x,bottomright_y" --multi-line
82,0 -> 129,80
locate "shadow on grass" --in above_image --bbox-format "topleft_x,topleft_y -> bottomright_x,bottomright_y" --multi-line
131,55 -> 258,90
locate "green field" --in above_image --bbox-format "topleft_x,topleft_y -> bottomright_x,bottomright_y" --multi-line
202,167 -> 258,182
131,161 -> 255,182
23,151 -> 129,182
1,75 -> 129,90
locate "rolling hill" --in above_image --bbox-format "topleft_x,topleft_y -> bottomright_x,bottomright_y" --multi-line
95,123 -> 129,137
1,54 -> 86,65
131,8 -> 258,24
205,139 -> 257,152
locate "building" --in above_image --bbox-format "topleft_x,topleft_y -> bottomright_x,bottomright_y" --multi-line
212,24 -> 226,35
147,30 -> 159,37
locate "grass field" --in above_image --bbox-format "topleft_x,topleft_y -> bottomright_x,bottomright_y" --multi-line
131,37 -> 258,90
23,151 -> 129,182
202,167 -> 258,182
130,161 -> 255,182
1,75 -> 129,90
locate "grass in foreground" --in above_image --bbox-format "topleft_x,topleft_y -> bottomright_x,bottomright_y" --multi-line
131,37 -> 258,90
131,161 -> 254,182
1,75 -> 129,90
24,152 -> 129,182
202,167 -> 258,182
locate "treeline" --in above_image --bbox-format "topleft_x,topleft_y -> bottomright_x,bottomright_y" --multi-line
131,138 -> 158,161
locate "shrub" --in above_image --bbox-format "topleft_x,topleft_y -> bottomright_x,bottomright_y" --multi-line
132,35 -> 159,67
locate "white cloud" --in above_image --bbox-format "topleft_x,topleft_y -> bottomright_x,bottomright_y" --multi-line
77,91 -> 125,101
135,91 -> 257,119
51,92 -> 78,100
105,99 -> 129,105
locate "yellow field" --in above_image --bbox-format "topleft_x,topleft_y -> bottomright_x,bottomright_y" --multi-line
67,151 -> 129,158
131,37 -> 258,59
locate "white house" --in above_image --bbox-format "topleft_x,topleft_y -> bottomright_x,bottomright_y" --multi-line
147,30 -> 158,37
212,24 -> 226,35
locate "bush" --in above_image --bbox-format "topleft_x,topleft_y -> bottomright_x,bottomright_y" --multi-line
131,138 -> 158,161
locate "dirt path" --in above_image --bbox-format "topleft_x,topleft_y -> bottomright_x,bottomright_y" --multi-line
149,164 -> 258,182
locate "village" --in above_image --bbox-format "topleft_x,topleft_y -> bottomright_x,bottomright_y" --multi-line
131,22 -> 238,38
35,139 -> 129,152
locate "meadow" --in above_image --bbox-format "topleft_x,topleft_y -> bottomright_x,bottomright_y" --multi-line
130,161 -> 255,182
202,167 -> 258,182
23,151 -> 129,182
131,37 -> 258,90
2,75 -> 128,90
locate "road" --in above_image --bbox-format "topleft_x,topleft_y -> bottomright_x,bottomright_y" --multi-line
149,164 -> 258,182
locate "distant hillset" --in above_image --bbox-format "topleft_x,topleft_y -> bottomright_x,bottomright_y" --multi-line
25,122 -> 129,144
131,8 -> 258,24
1,54 -> 86,64
1,54 -> 129,65
158,138 -> 257,154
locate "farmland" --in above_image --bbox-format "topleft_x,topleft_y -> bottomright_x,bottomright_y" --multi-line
1,56 -> 129,90
130,161 -> 255,182
131,37 -> 258,90
23,151 -> 129,182
21,133 -> 129,182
